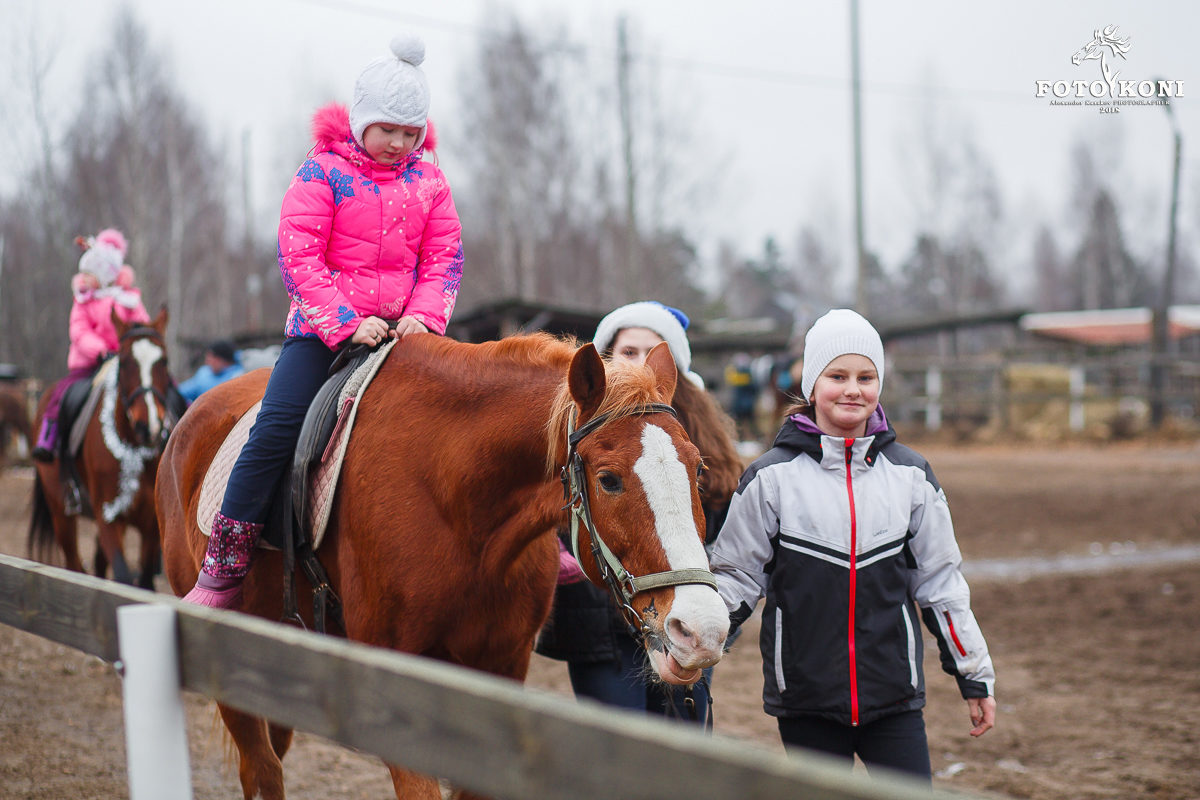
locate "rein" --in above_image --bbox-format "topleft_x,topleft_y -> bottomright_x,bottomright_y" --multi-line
561,403 -> 718,638
98,362 -> 159,522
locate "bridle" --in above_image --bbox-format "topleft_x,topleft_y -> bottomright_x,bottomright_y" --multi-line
561,403 -> 719,638
115,326 -> 171,444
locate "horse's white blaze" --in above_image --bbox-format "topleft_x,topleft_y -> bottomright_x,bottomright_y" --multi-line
634,424 -> 728,670
131,339 -> 163,436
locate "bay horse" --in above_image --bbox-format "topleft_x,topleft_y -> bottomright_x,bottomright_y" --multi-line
29,308 -> 173,587
157,333 -> 729,800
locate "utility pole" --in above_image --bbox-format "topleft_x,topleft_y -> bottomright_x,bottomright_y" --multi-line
1150,95 -> 1182,429
617,15 -> 639,298
849,0 -> 867,315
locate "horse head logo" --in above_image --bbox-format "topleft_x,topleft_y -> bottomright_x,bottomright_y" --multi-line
1071,25 -> 1131,97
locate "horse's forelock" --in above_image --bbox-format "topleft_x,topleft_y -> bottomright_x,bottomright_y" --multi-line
544,356 -> 672,475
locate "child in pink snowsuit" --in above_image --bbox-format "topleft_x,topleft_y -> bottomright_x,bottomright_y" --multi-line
182,34 -> 464,609
32,229 -> 150,462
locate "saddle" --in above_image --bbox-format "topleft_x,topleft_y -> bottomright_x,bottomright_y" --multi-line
196,338 -> 397,632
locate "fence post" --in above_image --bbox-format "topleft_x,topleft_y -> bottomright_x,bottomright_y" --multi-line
925,366 -> 942,431
1069,365 -> 1085,432
117,604 -> 193,800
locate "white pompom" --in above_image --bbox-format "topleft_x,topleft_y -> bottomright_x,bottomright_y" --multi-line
390,34 -> 425,67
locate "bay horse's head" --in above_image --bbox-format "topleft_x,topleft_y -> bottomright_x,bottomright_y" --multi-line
553,342 -> 728,684
112,306 -> 172,449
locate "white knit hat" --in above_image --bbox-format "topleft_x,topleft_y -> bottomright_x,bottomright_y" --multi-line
800,309 -> 885,399
78,241 -> 124,287
593,301 -> 706,389
349,34 -> 430,148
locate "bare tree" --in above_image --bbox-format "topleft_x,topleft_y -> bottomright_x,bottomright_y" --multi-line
1030,226 -> 1071,312
0,9 -> 242,380
452,9 -> 707,318
63,9 -> 235,365
895,85 -> 1006,315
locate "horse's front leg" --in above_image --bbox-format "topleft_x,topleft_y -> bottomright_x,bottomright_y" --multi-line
387,764 -> 445,800
218,703 -> 287,800
94,518 -> 134,584
131,505 -> 162,590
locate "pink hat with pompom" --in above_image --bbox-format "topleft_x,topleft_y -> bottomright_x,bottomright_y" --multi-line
94,228 -> 128,257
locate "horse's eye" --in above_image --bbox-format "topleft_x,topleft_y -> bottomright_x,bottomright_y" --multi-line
597,471 -> 623,494
696,460 -> 706,480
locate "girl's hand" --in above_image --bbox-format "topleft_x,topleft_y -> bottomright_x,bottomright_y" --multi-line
392,315 -> 428,338
967,696 -> 996,737
351,316 -> 392,346
72,273 -> 100,293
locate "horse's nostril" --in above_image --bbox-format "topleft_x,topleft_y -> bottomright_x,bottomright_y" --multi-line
668,617 -> 696,646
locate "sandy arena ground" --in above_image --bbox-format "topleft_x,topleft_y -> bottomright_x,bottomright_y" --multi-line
1,441 -> 1198,799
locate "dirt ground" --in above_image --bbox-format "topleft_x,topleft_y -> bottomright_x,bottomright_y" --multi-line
2,441 -> 1199,800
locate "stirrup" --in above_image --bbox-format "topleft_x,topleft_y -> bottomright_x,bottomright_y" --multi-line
63,482 -> 83,517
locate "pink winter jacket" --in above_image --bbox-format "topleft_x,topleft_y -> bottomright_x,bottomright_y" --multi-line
277,103 -> 464,347
67,290 -> 151,370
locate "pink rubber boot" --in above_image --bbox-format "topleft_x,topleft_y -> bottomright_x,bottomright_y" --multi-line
182,513 -> 263,610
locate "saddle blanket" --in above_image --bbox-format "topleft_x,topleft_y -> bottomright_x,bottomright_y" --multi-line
196,340 -> 395,551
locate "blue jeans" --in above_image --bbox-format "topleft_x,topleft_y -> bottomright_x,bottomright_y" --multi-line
777,709 -> 932,781
221,337 -> 336,524
567,631 -> 712,726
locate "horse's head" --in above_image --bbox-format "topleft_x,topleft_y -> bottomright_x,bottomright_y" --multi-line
557,342 -> 728,685
112,306 -> 172,449
1072,25 -> 1130,67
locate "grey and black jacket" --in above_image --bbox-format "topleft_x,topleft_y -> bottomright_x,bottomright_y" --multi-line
710,412 -> 995,726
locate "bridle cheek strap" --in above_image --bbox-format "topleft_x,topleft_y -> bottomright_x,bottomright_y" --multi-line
562,404 -> 718,637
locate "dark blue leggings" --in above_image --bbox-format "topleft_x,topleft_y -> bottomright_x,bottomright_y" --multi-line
567,631 -> 712,726
777,709 -> 932,781
220,337 -> 336,524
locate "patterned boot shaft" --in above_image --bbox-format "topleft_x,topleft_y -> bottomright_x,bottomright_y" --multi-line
200,512 -> 263,580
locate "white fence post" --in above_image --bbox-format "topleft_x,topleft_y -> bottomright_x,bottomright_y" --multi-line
1069,365 -> 1085,432
925,366 -> 942,431
117,604 -> 194,800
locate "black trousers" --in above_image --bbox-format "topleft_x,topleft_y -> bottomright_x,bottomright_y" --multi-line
777,708 -> 932,781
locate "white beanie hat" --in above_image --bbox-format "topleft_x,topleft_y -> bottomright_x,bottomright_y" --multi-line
593,301 -> 706,389
800,309 -> 885,399
349,34 -> 430,148
78,241 -> 124,287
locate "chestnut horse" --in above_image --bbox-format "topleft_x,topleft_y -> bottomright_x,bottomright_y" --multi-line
29,309 -> 173,587
157,333 -> 729,800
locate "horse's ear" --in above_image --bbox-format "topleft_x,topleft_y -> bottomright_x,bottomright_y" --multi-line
568,343 -> 606,422
645,341 -> 678,403
151,304 -> 169,335
112,307 -> 130,340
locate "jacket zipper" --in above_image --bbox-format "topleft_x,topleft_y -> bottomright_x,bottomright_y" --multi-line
844,439 -> 859,726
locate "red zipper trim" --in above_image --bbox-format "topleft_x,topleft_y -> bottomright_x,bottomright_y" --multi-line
943,610 -> 968,656
844,439 -> 859,726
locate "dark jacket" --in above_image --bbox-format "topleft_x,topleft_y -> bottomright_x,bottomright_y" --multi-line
710,413 -> 995,726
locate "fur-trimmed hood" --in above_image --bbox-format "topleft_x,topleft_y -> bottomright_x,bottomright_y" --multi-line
310,103 -> 437,164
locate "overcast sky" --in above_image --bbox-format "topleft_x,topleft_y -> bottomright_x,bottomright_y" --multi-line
7,0 -> 1197,298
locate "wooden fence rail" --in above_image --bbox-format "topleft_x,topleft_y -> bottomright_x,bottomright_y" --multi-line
0,554 -> 992,800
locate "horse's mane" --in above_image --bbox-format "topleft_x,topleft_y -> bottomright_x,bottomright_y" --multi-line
544,358 -> 669,475
410,330 -> 578,373
670,375 -> 742,506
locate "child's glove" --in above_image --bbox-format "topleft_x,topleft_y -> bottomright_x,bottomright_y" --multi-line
556,538 -> 586,585
115,265 -> 136,289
